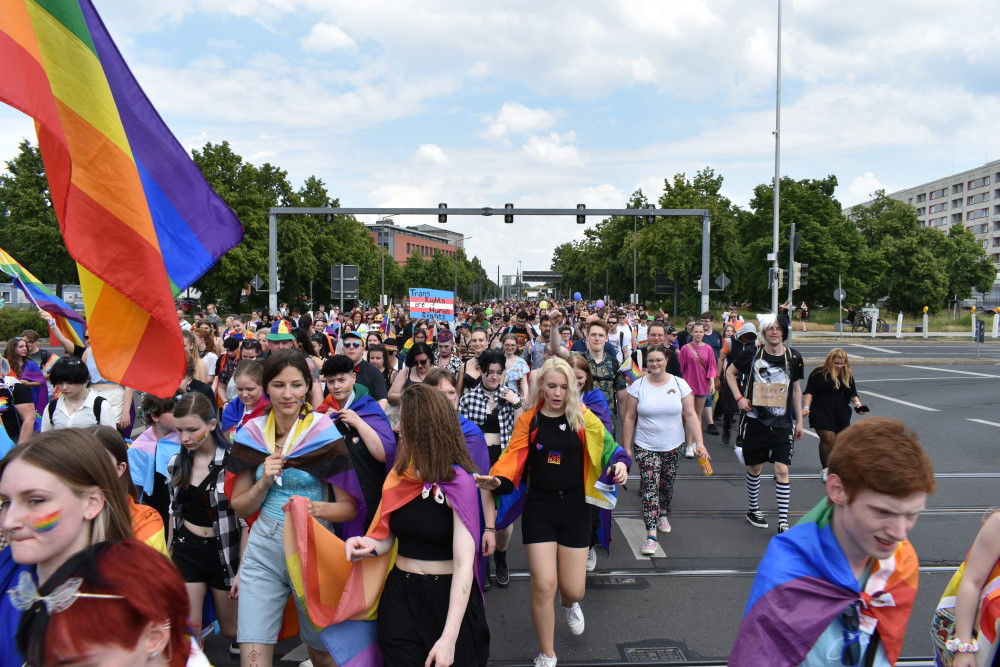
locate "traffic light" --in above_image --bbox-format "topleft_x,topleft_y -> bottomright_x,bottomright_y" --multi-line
504,203 -> 514,224
576,203 -> 586,224
791,262 -> 809,289
438,203 -> 447,223
645,204 -> 655,225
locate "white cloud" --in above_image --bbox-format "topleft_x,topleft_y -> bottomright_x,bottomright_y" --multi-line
300,23 -> 357,53
415,144 -> 449,165
523,132 -> 580,166
845,173 -> 888,207
481,103 -> 559,144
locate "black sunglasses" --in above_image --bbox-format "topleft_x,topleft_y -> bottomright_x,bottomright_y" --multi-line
838,602 -> 861,666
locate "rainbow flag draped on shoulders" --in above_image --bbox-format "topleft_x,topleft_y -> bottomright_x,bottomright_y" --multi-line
0,0 -> 243,396
730,498 -> 919,667
284,466 -> 481,667
0,247 -> 85,348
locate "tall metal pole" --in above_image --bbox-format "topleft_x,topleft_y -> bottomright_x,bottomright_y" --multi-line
380,246 -> 385,308
771,0 -> 782,315
268,212 -> 278,315
632,216 -> 637,304
701,213 -> 712,313
786,222 -> 795,346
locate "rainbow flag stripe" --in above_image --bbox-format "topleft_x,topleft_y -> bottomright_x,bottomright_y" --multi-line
0,246 -> 86,348
0,0 -> 243,396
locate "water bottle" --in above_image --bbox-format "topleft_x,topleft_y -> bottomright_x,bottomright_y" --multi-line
697,453 -> 713,476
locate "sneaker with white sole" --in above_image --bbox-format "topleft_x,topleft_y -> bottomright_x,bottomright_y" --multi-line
229,642 -> 240,656
640,537 -> 658,556
586,546 -> 597,572
684,443 -> 696,458
777,521 -> 790,534
534,653 -> 558,667
657,515 -> 671,533
746,510 -> 768,529
563,601 -> 585,635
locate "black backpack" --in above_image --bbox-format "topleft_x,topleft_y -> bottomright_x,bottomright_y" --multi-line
47,395 -> 106,425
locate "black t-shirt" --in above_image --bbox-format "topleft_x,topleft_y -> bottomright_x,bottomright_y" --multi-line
0,383 -> 33,442
527,413 -> 582,490
506,325 -> 531,353
339,419 -> 388,532
702,331 -> 722,360
733,346 -> 804,429
354,362 -> 387,401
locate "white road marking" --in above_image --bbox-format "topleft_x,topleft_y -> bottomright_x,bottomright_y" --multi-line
861,376 -> 999,383
848,353 -> 865,360
615,517 -> 665,559
903,365 -> 1000,379
849,344 -> 901,354
857,390 -> 939,412
968,419 -> 1000,428
803,428 -> 818,438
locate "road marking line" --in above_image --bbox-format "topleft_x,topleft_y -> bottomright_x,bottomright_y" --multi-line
903,365 -> 1000,379
968,419 -> 1000,428
803,428 -> 817,438
862,376 -> 998,383
848,353 -> 865,360
849,344 -> 901,354
615,517 -> 665,559
857,390 -> 939,412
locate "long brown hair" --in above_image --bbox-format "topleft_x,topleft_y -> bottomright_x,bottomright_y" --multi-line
395,383 -> 476,481
170,392 -> 219,490
0,429 -> 133,544
820,348 -> 853,390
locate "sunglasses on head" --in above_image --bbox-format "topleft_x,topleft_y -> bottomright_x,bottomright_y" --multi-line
241,340 -> 262,350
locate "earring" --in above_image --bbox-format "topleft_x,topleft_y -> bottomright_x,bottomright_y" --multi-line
149,651 -> 160,659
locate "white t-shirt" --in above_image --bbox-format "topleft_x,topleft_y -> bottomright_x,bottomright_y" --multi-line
627,375 -> 691,452
202,352 -> 218,379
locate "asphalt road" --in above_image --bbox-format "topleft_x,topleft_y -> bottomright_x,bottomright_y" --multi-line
201,362 -> 1000,666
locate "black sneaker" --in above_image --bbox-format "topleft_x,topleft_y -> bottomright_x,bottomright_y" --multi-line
495,558 -> 510,587
483,574 -> 493,592
721,427 -> 731,445
746,510 -> 768,529
229,642 -> 240,656
706,424 -> 720,435
777,521 -> 790,534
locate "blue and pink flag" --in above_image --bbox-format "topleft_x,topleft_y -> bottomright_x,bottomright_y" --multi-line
408,288 -> 455,322
730,498 -> 919,666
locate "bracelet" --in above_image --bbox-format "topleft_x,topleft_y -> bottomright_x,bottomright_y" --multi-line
945,638 -> 979,653
484,528 -> 496,532
513,401 -> 524,409
736,395 -> 744,402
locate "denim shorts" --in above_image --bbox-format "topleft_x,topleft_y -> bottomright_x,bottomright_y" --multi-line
236,511 -> 326,649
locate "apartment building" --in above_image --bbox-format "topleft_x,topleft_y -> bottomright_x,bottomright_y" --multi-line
367,219 -> 465,263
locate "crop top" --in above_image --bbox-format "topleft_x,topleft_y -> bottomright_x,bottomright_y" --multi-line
389,493 -> 453,561
255,464 -> 324,521
178,483 -> 214,527
481,407 -> 501,435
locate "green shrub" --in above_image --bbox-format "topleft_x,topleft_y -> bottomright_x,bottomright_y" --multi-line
0,307 -> 49,341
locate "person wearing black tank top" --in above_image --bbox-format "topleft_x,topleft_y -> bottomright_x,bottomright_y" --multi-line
457,329 -> 488,396
346,384 -> 489,666
477,358 -> 630,667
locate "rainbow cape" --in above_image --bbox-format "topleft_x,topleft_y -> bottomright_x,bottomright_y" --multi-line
230,410 -> 367,539
0,246 -> 85,348
730,498 -> 919,666
492,404 -> 630,531
284,466 -> 481,667
0,0 -> 243,396
581,389 -> 614,552
932,556 -> 1000,665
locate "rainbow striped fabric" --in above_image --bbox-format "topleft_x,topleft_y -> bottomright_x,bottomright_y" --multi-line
0,246 -> 86,348
730,498 -> 919,666
0,1 -> 243,396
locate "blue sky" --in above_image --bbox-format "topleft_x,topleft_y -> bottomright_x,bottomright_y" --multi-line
2,0 -> 998,281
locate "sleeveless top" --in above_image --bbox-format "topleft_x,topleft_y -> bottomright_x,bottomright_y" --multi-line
85,351 -> 113,385
254,465 -> 324,520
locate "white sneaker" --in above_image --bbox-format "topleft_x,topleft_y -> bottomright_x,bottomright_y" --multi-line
684,442 -> 696,458
734,446 -> 745,465
586,546 -> 597,572
534,653 -> 558,667
563,601 -> 585,635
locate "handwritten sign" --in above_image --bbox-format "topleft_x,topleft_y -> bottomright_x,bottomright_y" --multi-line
408,288 -> 455,322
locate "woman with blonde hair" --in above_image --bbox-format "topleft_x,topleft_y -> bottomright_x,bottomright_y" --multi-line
183,329 -> 208,382
0,428 -> 134,667
803,348 -> 868,477
477,357 -> 630,667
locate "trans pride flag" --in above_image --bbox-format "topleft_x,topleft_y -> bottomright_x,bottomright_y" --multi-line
0,0 -> 243,396
0,246 -> 85,348
730,498 -> 919,666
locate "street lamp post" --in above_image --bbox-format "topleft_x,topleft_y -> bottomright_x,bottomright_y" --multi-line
633,216 -> 637,304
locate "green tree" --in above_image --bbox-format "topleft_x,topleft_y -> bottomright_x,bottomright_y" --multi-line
0,140 -> 76,293
938,223 -> 997,302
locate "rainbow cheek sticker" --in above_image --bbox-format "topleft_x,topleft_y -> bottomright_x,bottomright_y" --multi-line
32,510 -> 62,533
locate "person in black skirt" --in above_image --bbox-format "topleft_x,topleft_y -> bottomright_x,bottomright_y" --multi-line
346,383 -> 490,666
802,348 -> 868,478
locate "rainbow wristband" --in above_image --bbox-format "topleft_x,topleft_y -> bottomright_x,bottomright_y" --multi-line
945,638 -> 979,654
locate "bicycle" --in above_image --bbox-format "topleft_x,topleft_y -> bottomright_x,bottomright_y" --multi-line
851,314 -> 886,333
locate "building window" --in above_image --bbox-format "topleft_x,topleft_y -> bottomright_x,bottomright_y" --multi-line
952,199 -> 963,209
915,207 -> 926,216
952,183 -> 964,193
916,193 -> 926,203
928,216 -> 947,226
968,176 -> 990,190
907,197 -> 913,204
966,208 -> 988,221
968,193 -> 990,205
952,213 -> 963,223
929,188 -> 947,200
929,203 -> 948,214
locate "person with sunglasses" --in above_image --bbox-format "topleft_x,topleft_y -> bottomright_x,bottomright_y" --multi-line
731,418 -> 936,667
338,330 -> 389,410
387,342 -> 434,407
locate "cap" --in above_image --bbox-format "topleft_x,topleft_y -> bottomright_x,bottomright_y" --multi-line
664,325 -> 678,334
342,330 -> 364,342
267,319 -> 295,341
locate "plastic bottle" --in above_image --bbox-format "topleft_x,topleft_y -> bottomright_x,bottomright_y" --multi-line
697,453 -> 713,476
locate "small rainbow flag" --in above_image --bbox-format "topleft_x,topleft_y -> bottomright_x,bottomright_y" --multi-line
0,0 -> 244,396
0,246 -> 86,349
618,356 -> 646,384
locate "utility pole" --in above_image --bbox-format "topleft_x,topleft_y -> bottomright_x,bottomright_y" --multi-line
632,215 -> 637,304
771,0 -> 782,315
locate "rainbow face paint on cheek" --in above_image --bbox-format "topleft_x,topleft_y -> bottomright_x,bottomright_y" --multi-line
193,431 -> 209,443
32,510 -> 62,533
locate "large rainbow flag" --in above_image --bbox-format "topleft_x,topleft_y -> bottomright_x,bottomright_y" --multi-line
0,0 -> 244,396
730,498 -> 919,666
0,246 -> 85,348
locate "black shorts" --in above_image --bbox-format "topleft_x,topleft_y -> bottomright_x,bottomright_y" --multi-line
739,418 -> 794,466
171,524 -> 229,590
521,486 -> 590,548
378,567 -> 489,667
488,444 -> 502,468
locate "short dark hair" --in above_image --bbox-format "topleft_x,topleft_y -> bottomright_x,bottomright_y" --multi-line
516,310 -> 529,320
477,349 -> 505,373
321,354 -> 355,377
405,342 -> 435,369
49,357 -> 89,385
